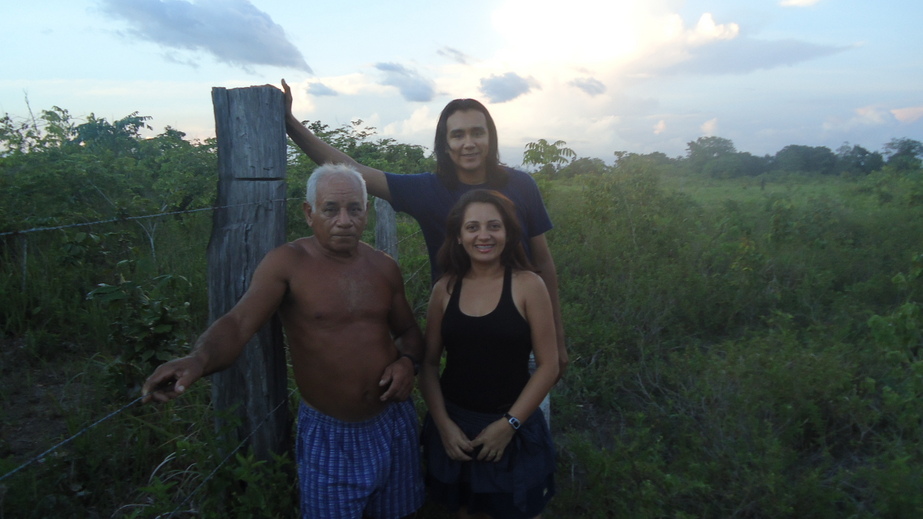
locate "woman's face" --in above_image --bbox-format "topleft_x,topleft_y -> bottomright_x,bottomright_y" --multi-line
459,202 -> 506,264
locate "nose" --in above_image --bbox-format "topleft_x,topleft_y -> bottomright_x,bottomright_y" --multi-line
334,208 -> 354,226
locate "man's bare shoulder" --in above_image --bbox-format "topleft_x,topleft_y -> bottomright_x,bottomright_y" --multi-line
356,242 -> 400,270
259,238 -> 312,264
282,236 -> 314,254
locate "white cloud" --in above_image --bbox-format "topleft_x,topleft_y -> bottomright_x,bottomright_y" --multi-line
654,120 -> 667,135
99,0 -> 311,73
823,105 -> 897,132
479,73 -> 541,103
701,118 -> 719,135
853,106 -> 892,125
891,106 -> 923,124
687,13 -> 740,45
374,63 -> 436,102
491,0 -> 654,65
307,83 -> 337,97
437,47 -> 471,65
571,78 -> 607,97
382,105 -> 436,146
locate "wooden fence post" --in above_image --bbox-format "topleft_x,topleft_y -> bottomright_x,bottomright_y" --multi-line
374,198 -> 398,260
209,86 -> 290,460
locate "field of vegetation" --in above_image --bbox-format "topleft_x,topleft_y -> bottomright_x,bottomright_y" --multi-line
2,107 -> 922,518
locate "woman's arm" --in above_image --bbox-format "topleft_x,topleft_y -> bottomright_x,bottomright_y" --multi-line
471,271 -> 559,461
419,278 -> 475,461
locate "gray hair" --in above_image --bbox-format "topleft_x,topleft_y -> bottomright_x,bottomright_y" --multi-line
305,164 -> 368,208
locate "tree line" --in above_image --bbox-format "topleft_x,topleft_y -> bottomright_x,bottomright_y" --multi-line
523,134 -> 923,179
3,105 -> 923,517
4,106 -> 922,238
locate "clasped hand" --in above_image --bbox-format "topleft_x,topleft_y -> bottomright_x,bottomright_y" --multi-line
440,418 -> 515,463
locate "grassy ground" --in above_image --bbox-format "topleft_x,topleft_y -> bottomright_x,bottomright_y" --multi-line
3,169 -> 923,517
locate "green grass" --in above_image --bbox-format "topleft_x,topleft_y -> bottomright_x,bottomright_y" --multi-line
4,166 -> 923,517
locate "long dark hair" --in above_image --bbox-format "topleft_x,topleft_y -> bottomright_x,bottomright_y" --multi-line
433,99 -> 508,189
436,189 -> 533,279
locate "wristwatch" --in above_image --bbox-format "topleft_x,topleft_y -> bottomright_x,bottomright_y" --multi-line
503,412 -> 521,430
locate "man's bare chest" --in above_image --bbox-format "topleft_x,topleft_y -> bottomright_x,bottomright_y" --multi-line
286,268 -> 392,322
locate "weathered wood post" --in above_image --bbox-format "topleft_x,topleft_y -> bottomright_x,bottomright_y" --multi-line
209,86 -> 290,460
374,198 -> 398,259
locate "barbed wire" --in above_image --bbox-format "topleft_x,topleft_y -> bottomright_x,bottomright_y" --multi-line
0,198 -> 302,238
403,259 -> 430,286
0,386 -> 299,518
160,388 -> 298,519
0,395 -> 145,483
1,193 -> 426,505
397,227 -> 423,245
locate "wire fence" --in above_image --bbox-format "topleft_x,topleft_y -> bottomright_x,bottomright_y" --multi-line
0,191 -> 427,515
0,396 -> 145,484
0,199 -> 297,238
0,388 -> 297,517
160,388 -> 297,519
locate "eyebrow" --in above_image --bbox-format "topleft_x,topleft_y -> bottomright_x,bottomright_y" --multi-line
450,126 -> 487,134
464,218 -> 502,225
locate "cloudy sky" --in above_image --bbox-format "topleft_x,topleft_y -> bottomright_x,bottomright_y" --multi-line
3,0 -> 921,166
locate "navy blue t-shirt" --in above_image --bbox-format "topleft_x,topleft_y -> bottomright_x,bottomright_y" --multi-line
384,168 -> 553,282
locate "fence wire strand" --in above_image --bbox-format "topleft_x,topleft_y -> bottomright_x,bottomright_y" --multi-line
2,192 -> 425,515
0,198 -> 302,238
161,389 -> 297,519
0,395 -> 145,483
0,387 -> 298,518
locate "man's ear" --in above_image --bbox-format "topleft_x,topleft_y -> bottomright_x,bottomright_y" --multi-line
303,201 -> 313,225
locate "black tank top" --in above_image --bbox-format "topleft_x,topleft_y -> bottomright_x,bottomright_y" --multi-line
439,267 -> 532,413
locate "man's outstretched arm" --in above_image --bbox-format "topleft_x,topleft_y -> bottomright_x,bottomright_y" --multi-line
142,246 -> 291,402
282,79 -> 392,201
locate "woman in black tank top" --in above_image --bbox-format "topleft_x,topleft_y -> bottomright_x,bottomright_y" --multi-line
419,189 -> 559,519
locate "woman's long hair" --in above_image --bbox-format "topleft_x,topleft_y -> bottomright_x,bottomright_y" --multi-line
436,189 -> 533,280
433,99 -> 508,189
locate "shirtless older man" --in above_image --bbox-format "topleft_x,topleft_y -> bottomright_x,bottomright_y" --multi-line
142,164 -> 425,519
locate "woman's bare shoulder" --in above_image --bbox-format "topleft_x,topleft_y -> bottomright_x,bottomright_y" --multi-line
512,269 -> 546,288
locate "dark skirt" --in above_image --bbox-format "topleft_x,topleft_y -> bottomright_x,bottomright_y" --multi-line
422,401 -> 556,518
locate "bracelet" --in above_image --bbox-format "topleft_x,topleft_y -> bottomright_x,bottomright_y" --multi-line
399,353 -> 420,375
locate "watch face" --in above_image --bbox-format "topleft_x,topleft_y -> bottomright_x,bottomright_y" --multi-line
507,415 -> 521,429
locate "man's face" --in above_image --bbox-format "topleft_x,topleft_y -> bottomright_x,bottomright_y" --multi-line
445,110 -> 490,177
303,174 -> 367,256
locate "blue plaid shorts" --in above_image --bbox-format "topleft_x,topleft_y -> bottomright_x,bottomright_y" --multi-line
296,400 -> 424,519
